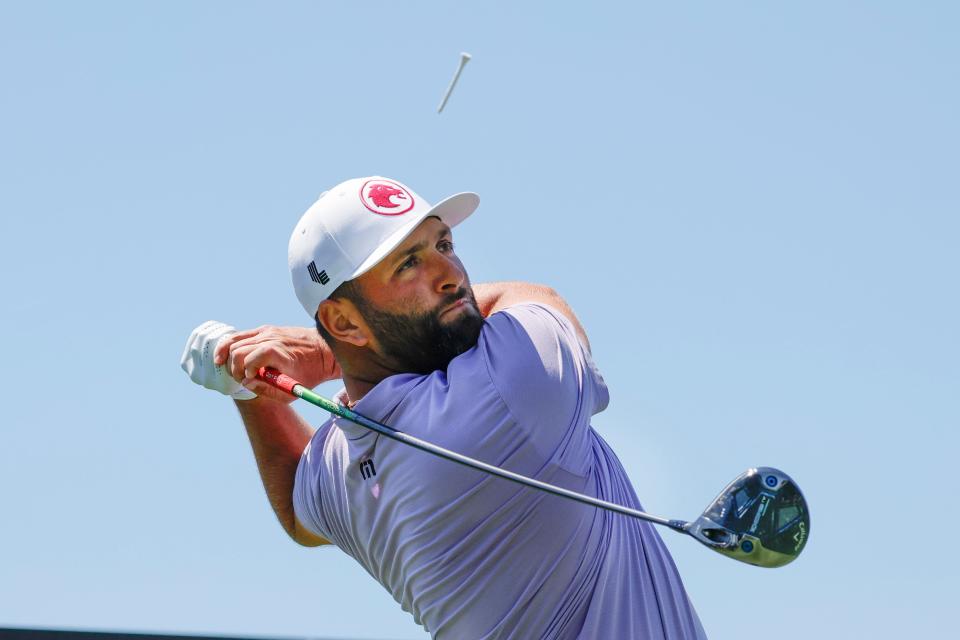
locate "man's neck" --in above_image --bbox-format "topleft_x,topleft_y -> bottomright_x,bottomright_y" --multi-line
341,375 -> 377,408
338,357 -> 404,407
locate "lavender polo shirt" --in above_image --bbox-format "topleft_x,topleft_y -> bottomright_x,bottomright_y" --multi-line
293,303 -> 707,639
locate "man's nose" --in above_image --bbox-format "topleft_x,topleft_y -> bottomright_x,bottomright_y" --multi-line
433,252 -> 465,293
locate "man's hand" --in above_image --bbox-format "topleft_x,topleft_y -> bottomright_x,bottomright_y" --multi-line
214,324 -> 342,404
180,321 -> 258,400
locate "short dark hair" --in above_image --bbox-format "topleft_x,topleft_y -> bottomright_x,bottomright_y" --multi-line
314,279 -> 364,345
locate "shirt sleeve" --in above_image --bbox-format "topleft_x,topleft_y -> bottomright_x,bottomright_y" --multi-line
293,421 -> 334,541
479,302 -> 609,466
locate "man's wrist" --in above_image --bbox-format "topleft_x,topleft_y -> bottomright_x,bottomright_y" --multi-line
234,393 -> 291,411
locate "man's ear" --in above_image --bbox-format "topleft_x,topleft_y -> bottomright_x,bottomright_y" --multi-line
318,298 -> 369,347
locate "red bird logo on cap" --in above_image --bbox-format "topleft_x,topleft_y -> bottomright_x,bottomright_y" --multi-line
360,179 -> 416,216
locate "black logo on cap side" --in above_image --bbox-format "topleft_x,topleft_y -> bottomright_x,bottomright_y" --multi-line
308,261 -> 330,285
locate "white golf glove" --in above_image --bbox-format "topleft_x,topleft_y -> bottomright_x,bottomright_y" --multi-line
180,320 -> 257,400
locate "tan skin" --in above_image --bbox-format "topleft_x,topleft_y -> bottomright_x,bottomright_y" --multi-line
214,216 -> 590,547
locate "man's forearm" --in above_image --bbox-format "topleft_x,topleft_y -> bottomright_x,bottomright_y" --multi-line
473,281 -> 592,352
234,396 -> 320,543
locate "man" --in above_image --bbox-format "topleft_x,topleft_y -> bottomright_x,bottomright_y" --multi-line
181,177 -> 707,639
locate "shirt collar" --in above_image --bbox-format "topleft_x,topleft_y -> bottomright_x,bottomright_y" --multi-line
331,373 -> 425,438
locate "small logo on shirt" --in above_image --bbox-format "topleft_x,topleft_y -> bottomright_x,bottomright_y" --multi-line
359,458 -> 377,480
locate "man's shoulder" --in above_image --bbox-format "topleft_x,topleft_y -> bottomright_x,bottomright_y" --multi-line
303,417 -> 339,458
479,302 -> 589,371
475,300 -> 609,429
484,301 -> 574,330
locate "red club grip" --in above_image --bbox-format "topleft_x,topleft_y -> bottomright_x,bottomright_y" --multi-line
257,367 -> 301,395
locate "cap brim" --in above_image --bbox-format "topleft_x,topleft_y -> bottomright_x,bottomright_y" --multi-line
348,191 -> 479,281
429,191 -> 480,228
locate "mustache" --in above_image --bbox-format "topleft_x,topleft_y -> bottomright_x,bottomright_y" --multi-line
436,287 -> 476,314
437,287 -> 477,312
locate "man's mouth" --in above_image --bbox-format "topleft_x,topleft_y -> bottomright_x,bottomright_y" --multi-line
441,299 -> 466,316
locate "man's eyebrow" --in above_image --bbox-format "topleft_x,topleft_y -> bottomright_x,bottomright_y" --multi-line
394,229 -> 452,262
396,239 -> 428,261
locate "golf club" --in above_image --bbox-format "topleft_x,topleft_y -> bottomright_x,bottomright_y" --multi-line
258,367 -> 809,567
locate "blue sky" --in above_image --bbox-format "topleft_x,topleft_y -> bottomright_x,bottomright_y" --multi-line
1,2 -> 957,638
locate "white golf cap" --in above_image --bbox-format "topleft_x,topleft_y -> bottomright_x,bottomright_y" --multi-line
288,176 -> 480,318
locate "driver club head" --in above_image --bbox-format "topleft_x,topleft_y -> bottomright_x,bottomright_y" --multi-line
684,467 -> 810,568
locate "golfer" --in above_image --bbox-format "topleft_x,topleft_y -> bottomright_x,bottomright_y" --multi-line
181,177 -> 707,639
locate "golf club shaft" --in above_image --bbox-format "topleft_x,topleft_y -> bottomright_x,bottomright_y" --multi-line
258,367 -> 685,532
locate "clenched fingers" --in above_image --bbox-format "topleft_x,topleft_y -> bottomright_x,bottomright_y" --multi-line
214,325 -> 267,365
239,343 -> 293,385
214,325 -> 280,366
214,331 -> 243,366
226,342 -> 255,384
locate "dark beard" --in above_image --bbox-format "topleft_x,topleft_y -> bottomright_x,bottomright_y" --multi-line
357,287 -> 485,375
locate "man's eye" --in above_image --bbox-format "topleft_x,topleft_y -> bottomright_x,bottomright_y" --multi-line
397,256 -> 418,273
438,240 -> 455,252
